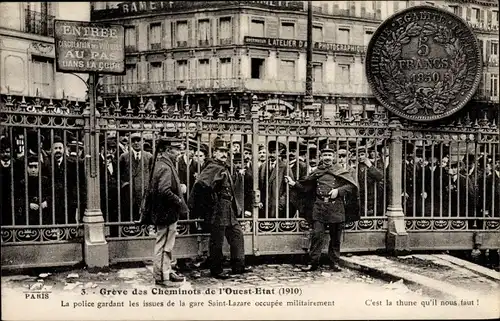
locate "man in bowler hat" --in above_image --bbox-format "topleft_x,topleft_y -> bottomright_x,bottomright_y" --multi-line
285,143 -> 360,272
137,135 -> 187,287
189,138 -> 251,279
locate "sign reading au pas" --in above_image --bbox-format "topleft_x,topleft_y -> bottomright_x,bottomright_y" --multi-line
54,20 -> 125,74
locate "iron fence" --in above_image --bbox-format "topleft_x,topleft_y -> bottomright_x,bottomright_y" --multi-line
1,93 -> 499,268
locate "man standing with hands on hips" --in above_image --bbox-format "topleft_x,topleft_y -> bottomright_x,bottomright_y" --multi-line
136,134 -> 188,287
286,143 -> 360,272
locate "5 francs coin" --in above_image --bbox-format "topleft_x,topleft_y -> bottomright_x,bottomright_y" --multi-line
365,6 -> 482,122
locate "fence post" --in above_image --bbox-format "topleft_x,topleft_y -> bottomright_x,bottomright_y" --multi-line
82,73 -> 109,268
386,117 -> 409,254
251,94 -> 260,256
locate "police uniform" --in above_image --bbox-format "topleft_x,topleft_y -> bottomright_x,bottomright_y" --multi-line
291,144 -> 359,271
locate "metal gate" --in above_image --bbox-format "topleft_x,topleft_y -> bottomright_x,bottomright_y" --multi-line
1,94 -> 499,269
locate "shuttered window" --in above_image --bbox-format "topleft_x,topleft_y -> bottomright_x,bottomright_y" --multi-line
313,63 -> 323,82
198,59 -> 210,79
364,30 -> 374,46
313,25 -> 323,42
337,64 -> 350,84
176,60 -> 188,81
219,58 -> 232,78
338,28 -> 350,44
32,56 -> 54,97
281,22 -> 295,39
250,19 -> 265,37
149,62 -> 163,83
123,64 -> 138,84
149,23 -> 162,50
280,60 -> 295,80
198,19 -> 210,45
125,26 -> 136,51
219,17 -> 232,44
176,21 -> 188,44
491,75 -> 499,98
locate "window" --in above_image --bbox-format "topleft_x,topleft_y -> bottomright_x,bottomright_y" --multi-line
491,74 -> 499,97
491,42 -> 498,55
393,1 -> 399,12
338,28 -> 350,44
449,5 -> 459,16
280,60 -> 295,80
123,64 -> 138,84
198,19 -> 210,46
281,22 -> 295,39
176,21 -> 188,47
472,8 -> 480,22
313,63 -> 323,82
149,23 -> 162,50
125,26 -> 136,51
149,62 -> 163,83
250,19 -> 265,37
198,59 -> 210,79
176,60 -> 188,81
251,58 -> 265,79
219,58 -> 232,78
493,10 -> 499,25
313,25 -> 323,42
219,17 -> 232,44
337,64 -> 350,84
364,30 -> 374,46
32,56 -> 54,97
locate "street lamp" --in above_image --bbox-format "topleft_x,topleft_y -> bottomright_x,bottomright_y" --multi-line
303,0 -> 314,113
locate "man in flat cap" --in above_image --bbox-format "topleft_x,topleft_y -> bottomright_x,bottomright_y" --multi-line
100,137 -> 120,236
120,132 -> 154,222
285,143 -> 359,272
137,135 -> 188,287
189,137 -> 251,279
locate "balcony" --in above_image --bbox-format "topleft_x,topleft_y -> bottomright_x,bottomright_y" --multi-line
485,54 -> 499,67
467,21 -> 499,33
474,88 -> 499,103
101,78 -> 245,95
219,38 -> 232,45
198,39 -> 210,47
150,43 -> 162,50
101,79 -> 373,96
24,9 -> 54,37
176,41 -> 188,48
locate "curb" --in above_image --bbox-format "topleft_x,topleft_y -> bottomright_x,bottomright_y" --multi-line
338,256 -> 470,300
431,254 -> 500,282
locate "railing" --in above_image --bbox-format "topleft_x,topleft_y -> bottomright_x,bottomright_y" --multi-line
102,79 -> 373,96
467,21 -> 500,32
24,9 -> 54,37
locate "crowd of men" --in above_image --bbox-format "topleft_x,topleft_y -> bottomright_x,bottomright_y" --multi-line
1,129 -> 499,230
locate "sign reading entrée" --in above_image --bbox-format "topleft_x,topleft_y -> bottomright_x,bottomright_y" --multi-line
54,20 -> 125,74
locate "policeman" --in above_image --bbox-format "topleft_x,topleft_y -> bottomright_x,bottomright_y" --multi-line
189,138 -> 252,279
286,143 -> 360,272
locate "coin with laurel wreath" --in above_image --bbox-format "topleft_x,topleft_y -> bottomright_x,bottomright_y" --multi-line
365,6 -> 482,122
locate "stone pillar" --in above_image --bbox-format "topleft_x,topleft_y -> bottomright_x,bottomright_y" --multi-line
83,74 -> 109,268
386,117 -> 409,254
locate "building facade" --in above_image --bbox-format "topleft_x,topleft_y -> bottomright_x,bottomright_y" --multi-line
0,2 -> 91,101
90,0 -> 498,118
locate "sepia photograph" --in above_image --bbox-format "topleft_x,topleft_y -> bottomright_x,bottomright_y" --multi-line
0,1 -> 499,320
